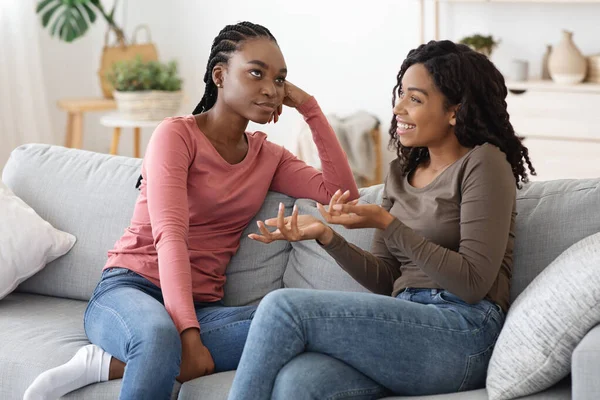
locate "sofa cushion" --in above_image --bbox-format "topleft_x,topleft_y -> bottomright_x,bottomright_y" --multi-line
487,232 -> 600,400
2,144 -> 294,304
0,293 -> 181,399
511,178 -> 600,301
283,185 -> 383,292
0,181 -> 76,300
2,145 -> 140,300
223,192 -> 295,307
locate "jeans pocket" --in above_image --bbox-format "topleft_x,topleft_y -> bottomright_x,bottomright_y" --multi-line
438,291 -> 493,316
458,341 -> 495,392
102,267 -> 131,279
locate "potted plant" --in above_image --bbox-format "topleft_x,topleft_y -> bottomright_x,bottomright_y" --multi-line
36,0 -> 126,44
107,57 -> 183,121
36,1 -> 159,98
459,34 -> 499,57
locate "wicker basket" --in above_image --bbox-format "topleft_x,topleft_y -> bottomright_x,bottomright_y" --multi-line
113,90 -> 183,121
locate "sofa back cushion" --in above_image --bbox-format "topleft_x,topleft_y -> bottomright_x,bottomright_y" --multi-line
2,144 -> 141,300
510,178 -> 600,301
283,185 -> 383,292
283,179 -> 600,304
2,144 -> 294,302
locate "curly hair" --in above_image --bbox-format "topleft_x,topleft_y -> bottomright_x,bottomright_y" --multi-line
388,40 -> 535,187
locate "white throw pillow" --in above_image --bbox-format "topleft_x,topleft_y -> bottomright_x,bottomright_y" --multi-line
0,181 -> 76,300
486,232 -> 600,400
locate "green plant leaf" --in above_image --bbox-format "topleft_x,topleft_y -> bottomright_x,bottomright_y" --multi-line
50,8 -> 65,36
41,3 -> 61,28
71,6 -> 89,36
80,2 -> 96,23
36,0 -> 55,13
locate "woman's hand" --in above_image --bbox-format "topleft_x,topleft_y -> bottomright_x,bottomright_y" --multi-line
269,81 -> 311,123
177,329 -> 215,383
317,201 -> 395,230
249,202 -> 331,244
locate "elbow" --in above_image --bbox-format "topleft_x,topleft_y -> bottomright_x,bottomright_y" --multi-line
459,283 -> 490,305
462,293 -> 486,305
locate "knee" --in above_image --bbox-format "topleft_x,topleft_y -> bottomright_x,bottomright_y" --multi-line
259,288 -> 307,316
130,320 -> 181,366
272,354 -> 321,400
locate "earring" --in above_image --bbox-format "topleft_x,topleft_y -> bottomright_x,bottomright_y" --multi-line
216,82 -> 222,88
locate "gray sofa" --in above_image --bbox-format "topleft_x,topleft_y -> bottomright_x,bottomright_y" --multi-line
1,143 -> 599,400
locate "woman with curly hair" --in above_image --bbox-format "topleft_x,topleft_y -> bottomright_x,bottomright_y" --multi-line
227,40 -> 536,399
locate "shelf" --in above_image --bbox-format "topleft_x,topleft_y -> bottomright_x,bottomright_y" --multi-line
438,0 -> 600,3
505,80 -> 600,93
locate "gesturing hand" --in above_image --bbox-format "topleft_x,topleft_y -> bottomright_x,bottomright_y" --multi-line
317,202 -> 395,230
249,202 -> 329,244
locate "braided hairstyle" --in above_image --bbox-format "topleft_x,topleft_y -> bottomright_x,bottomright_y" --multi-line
389,40 -> 535,187
135,22 -> 277,189
192,21 -> 277,114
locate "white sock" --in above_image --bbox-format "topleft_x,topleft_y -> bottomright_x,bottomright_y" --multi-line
23,344 -> 112,400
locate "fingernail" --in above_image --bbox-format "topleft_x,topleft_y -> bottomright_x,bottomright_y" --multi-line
279,202 -> 284,209
336,189 -> 341,194
293,204 -> 298,213
333,205 -> 342,210
344,190 -> 350,195
256,221 -> 261,227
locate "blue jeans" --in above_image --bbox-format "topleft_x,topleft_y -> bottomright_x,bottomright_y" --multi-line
228,288 -> 505,400
84,267 -> 256,400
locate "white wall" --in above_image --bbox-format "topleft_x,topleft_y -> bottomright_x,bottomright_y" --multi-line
37,0 -> 600,169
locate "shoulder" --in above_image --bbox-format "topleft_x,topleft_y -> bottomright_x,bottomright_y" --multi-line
150,115 -> 195,143
462,143 -> 512,174
460,143 -> 516,192
146,115 -> 197,159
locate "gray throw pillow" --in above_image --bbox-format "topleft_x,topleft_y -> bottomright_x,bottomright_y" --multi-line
486,232 -> 600,400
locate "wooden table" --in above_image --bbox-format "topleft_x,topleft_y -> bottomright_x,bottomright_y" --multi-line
100,113 -> 163,158
57,98 -> 116,149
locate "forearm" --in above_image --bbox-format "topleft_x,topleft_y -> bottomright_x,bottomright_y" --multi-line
383,219 -> 503,303
298,98 -> 359,200
319,228 -> 398,295
156,239 -> 200,333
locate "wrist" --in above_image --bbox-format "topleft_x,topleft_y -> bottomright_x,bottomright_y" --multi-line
317,225 -> 334,246
181,328 -> 202,346
379,210 -> 395,230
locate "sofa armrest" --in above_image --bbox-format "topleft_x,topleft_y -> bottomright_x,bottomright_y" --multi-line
572,323 -> 600,399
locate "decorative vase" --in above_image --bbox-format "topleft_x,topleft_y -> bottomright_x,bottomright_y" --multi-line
541,45 -> 552,80
548,30 -> 587,84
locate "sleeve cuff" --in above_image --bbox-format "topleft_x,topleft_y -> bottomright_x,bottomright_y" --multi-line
318,230 -> 347,251
174,317 -> 200,334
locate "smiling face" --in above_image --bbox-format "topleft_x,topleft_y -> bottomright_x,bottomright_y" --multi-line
213,38 -> 287,124
393,63 -> 458,148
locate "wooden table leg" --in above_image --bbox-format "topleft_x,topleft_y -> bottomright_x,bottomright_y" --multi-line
71,112 -> 83,149
64,112 -> 74,147
134,127 -> 141,158
110,127 -> 121,155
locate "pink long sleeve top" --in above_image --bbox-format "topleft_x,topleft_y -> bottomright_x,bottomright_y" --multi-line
104,97 -> 359,333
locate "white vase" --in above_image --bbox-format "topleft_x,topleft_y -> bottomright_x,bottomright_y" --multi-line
548,30 -> 587,84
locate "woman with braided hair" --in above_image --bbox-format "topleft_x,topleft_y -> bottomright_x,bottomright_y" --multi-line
24,21 -> 358,400
227,40 -> 536,399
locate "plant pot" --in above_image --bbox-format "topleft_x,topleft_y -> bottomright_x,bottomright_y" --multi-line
113,90 -> 183,121
548,30 -> 587,85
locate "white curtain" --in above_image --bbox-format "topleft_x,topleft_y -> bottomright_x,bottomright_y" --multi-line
0,0 -> 54,172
